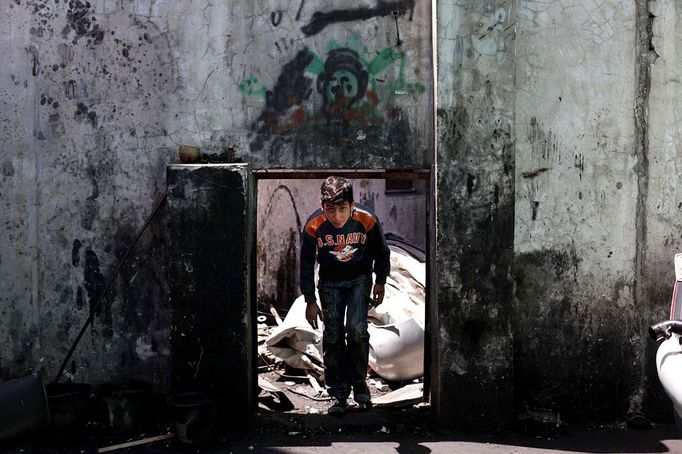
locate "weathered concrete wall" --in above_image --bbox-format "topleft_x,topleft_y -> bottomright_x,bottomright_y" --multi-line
513,0 -> 679,423
8,0 -> 679,430
239,3 -> 433,168
0,0 -> 174,385
435,0 -> 516,429
0,0 -> 432,390
643,0 -> 682,419
167,164 -> 252,429
514,0 -> 639,420
256,178 -> 426,313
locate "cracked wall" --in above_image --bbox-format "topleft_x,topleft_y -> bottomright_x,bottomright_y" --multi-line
513,0 -> 677,423
642,0 -> 682,420
436,0 -> 516,429
0,0 -> 432,390
5,0 -> 681,428
514,0 -> 639,420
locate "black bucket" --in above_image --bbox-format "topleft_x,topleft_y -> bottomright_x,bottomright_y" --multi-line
99,380 -> 152,433
45,382 -> 92,435
167,392 -> 217,445
0,374 -> 51,444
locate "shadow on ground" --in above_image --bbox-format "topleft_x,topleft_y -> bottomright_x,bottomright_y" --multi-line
4,406 -> 681,453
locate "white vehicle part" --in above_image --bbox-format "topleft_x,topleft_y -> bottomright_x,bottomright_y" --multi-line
656,334 -> 682,416
675,253 -> 682,281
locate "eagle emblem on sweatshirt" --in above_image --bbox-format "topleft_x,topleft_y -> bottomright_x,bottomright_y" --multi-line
330,245 -> 357,262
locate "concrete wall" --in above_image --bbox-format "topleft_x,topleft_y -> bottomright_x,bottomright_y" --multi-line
514,0 -> 638,420
435,0 -> 516,429
0,0 -> 432,389
1,0 -> 174,385
512,0 -> 673,423
167,164 -> 252,429
4,0 -> 682,430
644,0 -> 682,419
256,178 -> 427,313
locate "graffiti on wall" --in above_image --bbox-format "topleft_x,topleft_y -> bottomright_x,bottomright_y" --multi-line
240,0 -> 427,155
241,37 -> 425,137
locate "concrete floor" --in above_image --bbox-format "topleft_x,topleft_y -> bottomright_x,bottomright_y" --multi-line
19,424 -> 679,453
226,426 -> 682,454
8,412 -> 682,453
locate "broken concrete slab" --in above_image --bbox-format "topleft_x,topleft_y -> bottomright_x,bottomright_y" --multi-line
373,383 -> 424,408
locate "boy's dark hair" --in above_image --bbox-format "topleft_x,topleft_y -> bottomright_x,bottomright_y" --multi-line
320,176 -> 353,205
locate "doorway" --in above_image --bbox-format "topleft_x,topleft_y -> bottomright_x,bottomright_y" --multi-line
252,169 -> 433,415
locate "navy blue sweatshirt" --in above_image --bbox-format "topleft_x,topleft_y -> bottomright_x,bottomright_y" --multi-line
300,203 -> 390,302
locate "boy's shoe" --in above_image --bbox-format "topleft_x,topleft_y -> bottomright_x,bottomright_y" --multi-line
353,381 -> 371,404
328,398 -> 348,416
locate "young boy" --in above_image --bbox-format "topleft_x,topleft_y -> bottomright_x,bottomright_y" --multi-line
300,176 -> 391,415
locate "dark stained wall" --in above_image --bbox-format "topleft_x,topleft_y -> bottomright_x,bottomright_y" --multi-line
167,165 -> 252,429
435,0 -> 516,429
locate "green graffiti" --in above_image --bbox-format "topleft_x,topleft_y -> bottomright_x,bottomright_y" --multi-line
367,48 -> 402,75
387,53 -> 426,97
240,34 -> 426,132
326,38 -> 341,52
238,76 -> 267,97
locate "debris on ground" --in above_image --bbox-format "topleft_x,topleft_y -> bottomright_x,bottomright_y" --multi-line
373,383 -> 423,408
97,432 -> 174,453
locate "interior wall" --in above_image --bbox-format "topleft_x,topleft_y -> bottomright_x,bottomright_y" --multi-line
256,178 -> 427,314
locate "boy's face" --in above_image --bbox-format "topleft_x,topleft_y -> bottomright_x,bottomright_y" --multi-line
322,201 -> 354,229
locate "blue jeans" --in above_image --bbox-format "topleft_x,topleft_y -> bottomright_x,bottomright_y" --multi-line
318,274 -> 372,399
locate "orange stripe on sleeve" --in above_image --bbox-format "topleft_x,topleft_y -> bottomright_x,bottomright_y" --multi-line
353,210 -> 376,232
304,214 -> 327,237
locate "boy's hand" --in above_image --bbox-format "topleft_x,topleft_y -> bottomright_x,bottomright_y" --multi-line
305,301 -> 321,330
372,284 -> 385,307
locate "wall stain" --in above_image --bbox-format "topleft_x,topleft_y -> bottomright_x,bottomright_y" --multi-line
64,0 -> 105,46
76,286 -> 84,309
359,191 -> 377,209
80,179 -> 100,230
528,117 -> 559,162
83,248 -> 113,338
28,45 -> 39,77
75,102 -> 97,128
514,251 -> 632,420
516,247 -> 580,281
72,239 -> 82,266
1,161 -> 15,177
